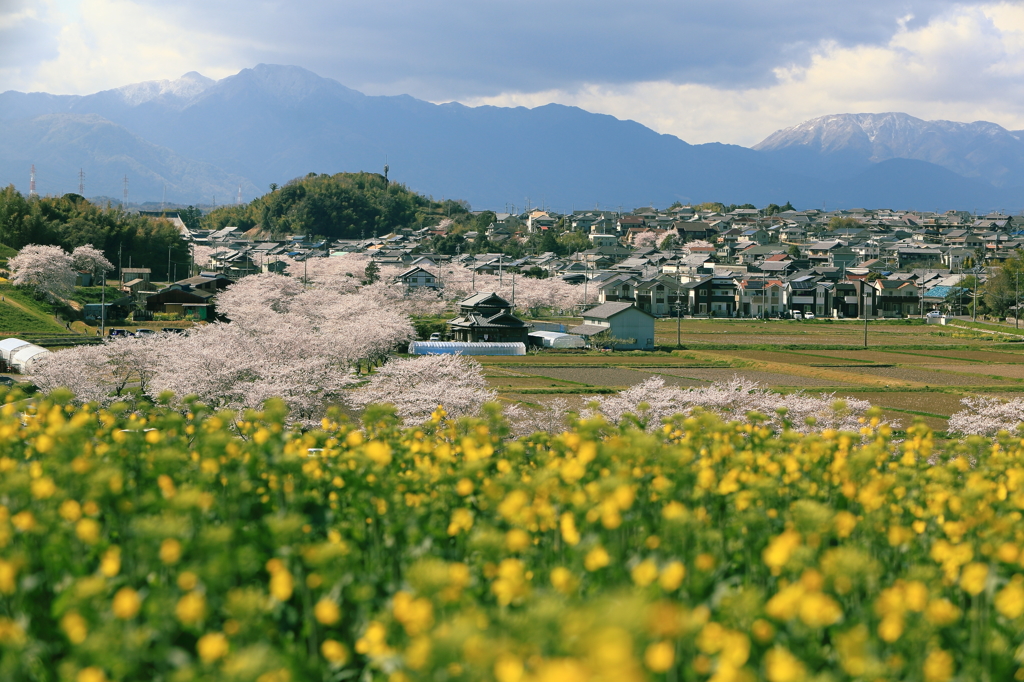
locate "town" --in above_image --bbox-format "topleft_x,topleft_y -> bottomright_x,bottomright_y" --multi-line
153,203 -> 1011,334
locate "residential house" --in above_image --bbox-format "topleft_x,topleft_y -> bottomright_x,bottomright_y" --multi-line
396,265 -> 439,290
569,302 -> 655,350
447,293 -> 529,343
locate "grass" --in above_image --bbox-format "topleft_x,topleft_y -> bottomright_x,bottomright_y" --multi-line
497,316 -> 1024,429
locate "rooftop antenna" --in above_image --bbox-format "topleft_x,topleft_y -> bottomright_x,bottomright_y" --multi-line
123,175 -> 129,208
78,168 -> 85,196
29,165 -> 36,196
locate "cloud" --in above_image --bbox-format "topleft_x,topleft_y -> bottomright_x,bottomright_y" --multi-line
461,3 -> 1024,145
1,0 -> 990,98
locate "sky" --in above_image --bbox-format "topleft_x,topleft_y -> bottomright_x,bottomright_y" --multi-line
2,0 -> 1024,146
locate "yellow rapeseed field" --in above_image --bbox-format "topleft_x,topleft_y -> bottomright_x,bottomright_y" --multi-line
0,390 -> 1023,681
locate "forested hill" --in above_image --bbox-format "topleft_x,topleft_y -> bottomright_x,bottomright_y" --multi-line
202,172 -> 467,240
0,186 -> 187,280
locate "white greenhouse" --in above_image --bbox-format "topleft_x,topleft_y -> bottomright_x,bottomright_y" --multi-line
408,341 -> 526,356
0,338 -> 51,374
528,331 -> 585,349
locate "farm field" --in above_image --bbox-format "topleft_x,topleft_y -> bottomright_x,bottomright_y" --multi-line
488,319 -> 1024,431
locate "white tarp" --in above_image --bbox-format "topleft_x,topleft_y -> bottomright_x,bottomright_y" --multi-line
529,331 -> 585,348
408,341 -> 526,356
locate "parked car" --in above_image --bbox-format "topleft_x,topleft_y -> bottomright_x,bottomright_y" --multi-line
804,312 -> 815,320
429,332 -> 442,341
791,311 -> 802,320
162,327 -> 186,334
926,310 -> 943,319
135,328 -> 156,337
108,328 -> 131,338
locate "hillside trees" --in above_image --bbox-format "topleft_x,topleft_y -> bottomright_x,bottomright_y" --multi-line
202,172 -> 433,240
0,187 -> 187,280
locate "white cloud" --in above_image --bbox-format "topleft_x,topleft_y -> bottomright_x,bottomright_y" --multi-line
5,0 -> 245,94
459,3 -> 1024,145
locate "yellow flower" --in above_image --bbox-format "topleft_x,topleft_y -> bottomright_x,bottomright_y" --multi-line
878,613 -> 904,642
834,511 -> 857,538
751,619 -> 775,644
550,567 -> 576,594
490,559 -> 528,607
766,646 -> 806,682
922,648 -> 954,682
99,546 -> 120,578
59,499 -> 82,522
695,553 -> 716,572
76,668 -> 107,682
30,476 -> 56,499
644,641 -> 675,672
559,512 -> 580,546
631,560 -> 659,587
798,591 -> 843,628
447,508 -> 474,536
494,653 -> 524,682
925,599 -> 961,626
766,583 -> 805,621
455,478 -> 474,496
177,571 -> 199,591
321,639 -> 349,664
159,538 -> 182,565
197,632 -> 229,663
658,561 -> 686,591
762,531 -> 801,573
314,598 -> 341,625
61,611 -> 89,644
112,587 -> 141,619
12,511 -> 36,532
584,546 -> 610,572
959,562 -> 989,596
0,559 -> 16,594
995,576 -> 1024,619
75,518 -> 101,544
175,591 -> 207,626
269,569 -> 294,602
505,528 -> 531,552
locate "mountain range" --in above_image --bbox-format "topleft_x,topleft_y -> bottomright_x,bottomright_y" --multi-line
1,64 -> 1023,212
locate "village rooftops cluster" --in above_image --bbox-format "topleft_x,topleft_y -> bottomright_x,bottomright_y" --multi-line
132,203 -> 1023,325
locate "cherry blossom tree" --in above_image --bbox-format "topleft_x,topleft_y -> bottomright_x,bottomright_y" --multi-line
30,344 -> 113,404
631,230 -> 661,249
70,245 -> 114,278
8,245 -> 76,301
346,354 -> 495,424
948,395 -> 1024,437
192,245 -> 216,271
587,376 -> 880,434
30,334 -> 166,407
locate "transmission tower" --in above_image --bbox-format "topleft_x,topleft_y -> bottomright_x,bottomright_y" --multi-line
236,185 -> 242,205
78,169 -> 85,196
29,165 -> 36,196
123,175 -> 129,208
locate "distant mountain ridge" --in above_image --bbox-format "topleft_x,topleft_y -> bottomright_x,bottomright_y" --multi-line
1,65 -> 1022,212
754,112 -> 1024,188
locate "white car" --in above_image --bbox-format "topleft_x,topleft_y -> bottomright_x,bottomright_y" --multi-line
926,310 -> 943,318
803,312 -> 815,320
429,332 -> 442,341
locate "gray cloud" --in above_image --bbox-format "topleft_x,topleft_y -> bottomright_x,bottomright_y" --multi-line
0,0 -> 61,74
129,0 -> 985,99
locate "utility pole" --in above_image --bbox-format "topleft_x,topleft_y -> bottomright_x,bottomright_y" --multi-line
675,298 -> 682,346
100,268 -> 105,338
1017,270 -> 1020,330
